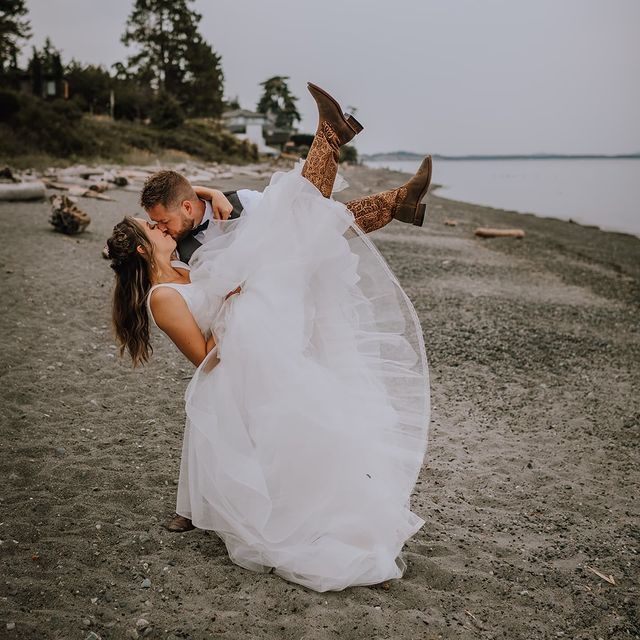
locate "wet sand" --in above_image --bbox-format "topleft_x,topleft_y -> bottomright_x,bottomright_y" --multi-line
1,162 -> 639,639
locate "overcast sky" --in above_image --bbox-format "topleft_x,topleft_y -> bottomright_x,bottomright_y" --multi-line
21,0 -> 640,155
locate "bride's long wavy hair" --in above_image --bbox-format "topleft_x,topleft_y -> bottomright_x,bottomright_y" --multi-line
106,217 -> 155,366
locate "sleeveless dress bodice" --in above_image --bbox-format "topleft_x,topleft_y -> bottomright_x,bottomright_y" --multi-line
146,261 -> 223,335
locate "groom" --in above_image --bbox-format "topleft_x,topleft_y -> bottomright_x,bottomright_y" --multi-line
141,83 -> 433,265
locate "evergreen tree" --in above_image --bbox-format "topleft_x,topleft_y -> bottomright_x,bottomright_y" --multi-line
121,0 -> 224,117
65,61 -> 112,114
28,39 -> 63,98
0,0 -> 31,73
224,95 -> 241,111
183,39 -> 224,118
257,76 -> 301,129
27,48 -> 42,96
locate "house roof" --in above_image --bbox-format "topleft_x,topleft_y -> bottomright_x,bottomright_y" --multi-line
222,109 -> 267,120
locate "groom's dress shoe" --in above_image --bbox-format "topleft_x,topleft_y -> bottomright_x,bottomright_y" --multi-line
166,514 -> 195,533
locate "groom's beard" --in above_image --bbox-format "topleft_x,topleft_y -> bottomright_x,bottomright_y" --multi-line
172,213 -> 196,242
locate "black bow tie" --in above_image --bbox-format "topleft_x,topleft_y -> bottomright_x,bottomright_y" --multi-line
191,219 -> 209,235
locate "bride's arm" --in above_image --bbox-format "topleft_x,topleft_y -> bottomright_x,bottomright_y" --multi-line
149,287 -> 215,367
193,185 -> 233,220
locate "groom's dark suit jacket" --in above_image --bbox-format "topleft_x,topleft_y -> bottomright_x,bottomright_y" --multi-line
177,190 -> 244,264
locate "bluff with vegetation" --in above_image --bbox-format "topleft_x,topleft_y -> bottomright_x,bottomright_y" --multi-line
0,89 -> 258,167
0,0 -> 256,165
0,1 -> 359,167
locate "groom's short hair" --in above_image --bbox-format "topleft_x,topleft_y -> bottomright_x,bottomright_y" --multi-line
140,170 -> 196,211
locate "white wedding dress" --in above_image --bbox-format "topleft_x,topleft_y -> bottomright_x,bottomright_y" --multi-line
151,166 -> 430,592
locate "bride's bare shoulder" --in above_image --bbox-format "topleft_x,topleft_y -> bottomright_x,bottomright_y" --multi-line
148,285 -> 186,312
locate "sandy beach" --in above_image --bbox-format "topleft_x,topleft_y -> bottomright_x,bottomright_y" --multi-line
1,161 -> 638,639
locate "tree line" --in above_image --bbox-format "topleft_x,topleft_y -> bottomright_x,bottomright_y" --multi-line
0,1 -> 362,164
0,0 -> 301,130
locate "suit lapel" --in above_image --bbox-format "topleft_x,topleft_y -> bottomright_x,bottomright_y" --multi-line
223,191 -> 244,219
177,192 -> 244,263
177,234 -> 202,264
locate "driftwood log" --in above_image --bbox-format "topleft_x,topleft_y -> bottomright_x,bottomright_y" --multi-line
43,180 -> 114,200
475,227 -> 525,239
49,194 -> 91,234
66,186 -> 114,201
88,181 -> 110,193
0,181 -> 46,201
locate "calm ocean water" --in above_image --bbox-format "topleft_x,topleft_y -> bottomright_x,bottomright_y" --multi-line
364,158 -> 640,237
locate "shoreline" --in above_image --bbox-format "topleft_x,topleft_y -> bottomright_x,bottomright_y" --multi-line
430,185 -> 640,240
363,157 -> 640,239
7,154 -> 638,239
2,161 -> 638,638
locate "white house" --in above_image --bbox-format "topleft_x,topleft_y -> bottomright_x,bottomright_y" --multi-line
222,109 -> 279,156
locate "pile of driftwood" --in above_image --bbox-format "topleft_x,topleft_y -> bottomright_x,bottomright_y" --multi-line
42,167 -> 136,201
42,167 -> 147,234
36,162 -> 272,235
40,162 -> 262,235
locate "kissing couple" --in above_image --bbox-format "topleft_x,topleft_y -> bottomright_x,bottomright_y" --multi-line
106,83 -> 431,592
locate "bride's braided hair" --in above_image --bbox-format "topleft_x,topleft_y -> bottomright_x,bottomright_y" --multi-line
106,217 -> 155,366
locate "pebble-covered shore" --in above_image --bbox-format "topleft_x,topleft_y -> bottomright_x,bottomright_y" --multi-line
1,161 -> 638,639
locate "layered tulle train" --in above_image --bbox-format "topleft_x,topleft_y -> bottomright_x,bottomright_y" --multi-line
176,166 -> 429,591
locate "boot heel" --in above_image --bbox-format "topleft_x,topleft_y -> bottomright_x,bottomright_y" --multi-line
394,203 -> 427,226
345,114 -> 364,135
413,203 -> 426,226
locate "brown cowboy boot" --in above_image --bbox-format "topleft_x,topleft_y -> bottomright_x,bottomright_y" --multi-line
346,156 -> 433,234
301,83 -> 363,197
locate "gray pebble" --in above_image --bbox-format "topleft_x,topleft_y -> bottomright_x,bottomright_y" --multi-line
141,578 -> 151,589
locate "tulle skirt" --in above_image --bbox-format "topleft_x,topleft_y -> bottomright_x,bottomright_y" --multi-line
178,166 -> 429,592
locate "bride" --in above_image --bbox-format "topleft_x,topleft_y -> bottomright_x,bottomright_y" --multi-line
106,85 -> 430,592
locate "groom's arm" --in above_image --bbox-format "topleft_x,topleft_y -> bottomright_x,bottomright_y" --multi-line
193,185 -> 234,220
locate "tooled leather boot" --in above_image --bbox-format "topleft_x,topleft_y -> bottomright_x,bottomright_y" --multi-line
301,83 -> 364,197
346,156 -> 433,234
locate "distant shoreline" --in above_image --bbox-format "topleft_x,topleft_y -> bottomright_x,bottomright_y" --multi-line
360,157 -> 640,237
362,152 -> 640,162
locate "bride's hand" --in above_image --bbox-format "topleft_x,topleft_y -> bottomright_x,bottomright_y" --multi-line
193,185 -> 233,220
